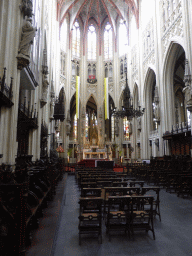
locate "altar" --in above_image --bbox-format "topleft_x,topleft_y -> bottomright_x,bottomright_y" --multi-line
80,110 -> 112,160
83,146 -> 109,159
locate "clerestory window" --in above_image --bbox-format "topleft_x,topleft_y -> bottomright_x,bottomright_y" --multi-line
119,19 -> 128,56
87,25 -> 96,60
72,21 -> 80,57
104,23 -> 113,60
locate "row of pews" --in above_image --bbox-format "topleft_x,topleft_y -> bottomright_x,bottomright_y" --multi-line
128,156 -> 192,198
76,166 -> 161,244
0,157 -> 65,256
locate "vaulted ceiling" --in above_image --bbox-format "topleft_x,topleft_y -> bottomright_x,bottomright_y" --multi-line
57,0 -> 139,36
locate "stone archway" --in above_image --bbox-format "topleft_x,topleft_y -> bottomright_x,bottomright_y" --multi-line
162,43 -> 190,156
143,68 -> 157,159
163,42 -> 186,132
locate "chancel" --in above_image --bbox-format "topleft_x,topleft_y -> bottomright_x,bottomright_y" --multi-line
1,0 -> 192,255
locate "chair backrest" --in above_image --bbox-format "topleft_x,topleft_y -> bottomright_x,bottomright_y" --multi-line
141,187 -> 160,202
104,187 -> 141,201
81,182 -> 97,188
108,195 -> 130,212
79,198 -> 103,214
81,188 -> 102,198
130,195 -> 154,212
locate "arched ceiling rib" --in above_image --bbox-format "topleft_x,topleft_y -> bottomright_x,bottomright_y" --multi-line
58,0 -> 139,35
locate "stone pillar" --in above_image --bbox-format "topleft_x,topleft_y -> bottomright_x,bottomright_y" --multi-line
0,1 -> 22,165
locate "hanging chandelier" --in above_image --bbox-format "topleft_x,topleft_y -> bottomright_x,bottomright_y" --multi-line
112,72 -> 145,120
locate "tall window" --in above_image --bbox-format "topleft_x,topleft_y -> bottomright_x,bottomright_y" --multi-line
187,109 -> 191,126
72,21 -> 80,57
111,115 -> 115,141
123,117 -> 130,140
60,19 -> 67,52
104,23 -> 113,59
85,113 -> 89,140
87,25 -> 96,60
73,114 -> 78,141
119,20 -> 128,56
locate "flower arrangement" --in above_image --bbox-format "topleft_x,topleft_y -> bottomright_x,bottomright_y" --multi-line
56,145 -> 64,153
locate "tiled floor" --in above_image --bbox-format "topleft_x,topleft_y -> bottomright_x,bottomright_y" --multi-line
27,175 -> 192,256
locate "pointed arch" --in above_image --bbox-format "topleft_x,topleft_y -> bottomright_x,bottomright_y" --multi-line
162,39 -> 186,132
143,67 -> 156,131
86,93 -> 98,107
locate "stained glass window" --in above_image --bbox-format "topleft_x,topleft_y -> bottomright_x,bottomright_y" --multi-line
73,114 -> 77,141
104,23 -> 113,59
123,117 -> 130,140
72,21 -> 80,57
87,25 -> 96,60
111,115 -> 115,141
187,109 -> 191,126
119,20 -> 128,56
85,113 -> 89,140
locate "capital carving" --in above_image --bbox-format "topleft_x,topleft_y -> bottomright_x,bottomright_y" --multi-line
50,80 -> 55,120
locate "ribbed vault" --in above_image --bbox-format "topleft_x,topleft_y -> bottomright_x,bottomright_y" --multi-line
57,0 -> 139,35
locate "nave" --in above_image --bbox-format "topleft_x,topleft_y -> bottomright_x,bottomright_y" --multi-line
27,174 -> 192,256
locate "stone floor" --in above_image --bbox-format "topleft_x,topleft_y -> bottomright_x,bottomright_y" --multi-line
27,174 -> 192,256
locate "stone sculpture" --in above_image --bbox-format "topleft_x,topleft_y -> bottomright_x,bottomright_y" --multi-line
17,18 -> 37,69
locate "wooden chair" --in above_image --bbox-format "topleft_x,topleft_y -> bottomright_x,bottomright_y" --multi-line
129,181 -> 145,188
78,198 -> 103,245
97,180 -> 113,188
106,196 -> 131,241
130,195 -> 155,240
112,181 -> 127,187
80,182 -> 97,189
81,188 -> 102,198
104,187 -> 140,212
141,187 -> 161,221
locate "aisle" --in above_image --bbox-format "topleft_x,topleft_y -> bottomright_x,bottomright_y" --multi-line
52,175 -> 81,255
26,173 -> 67,256
53,175 -> 192,256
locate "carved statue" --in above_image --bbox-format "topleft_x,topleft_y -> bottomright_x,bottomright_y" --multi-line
66,110 -> 71,136
50,80 -> 55,120
50,100 -> 55,120
41,74 -> 49,104
154,103 -> 160,121
153,86 -> 160,122
114,118 -> 119,136
81,106 -> 85,118
137,117 -> 141,130
17,18 -> 37,61
99,106 -> 103,119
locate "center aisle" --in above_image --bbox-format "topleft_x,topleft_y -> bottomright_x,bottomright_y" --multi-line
52,175 -> 192,256
52,175 -> 80,255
